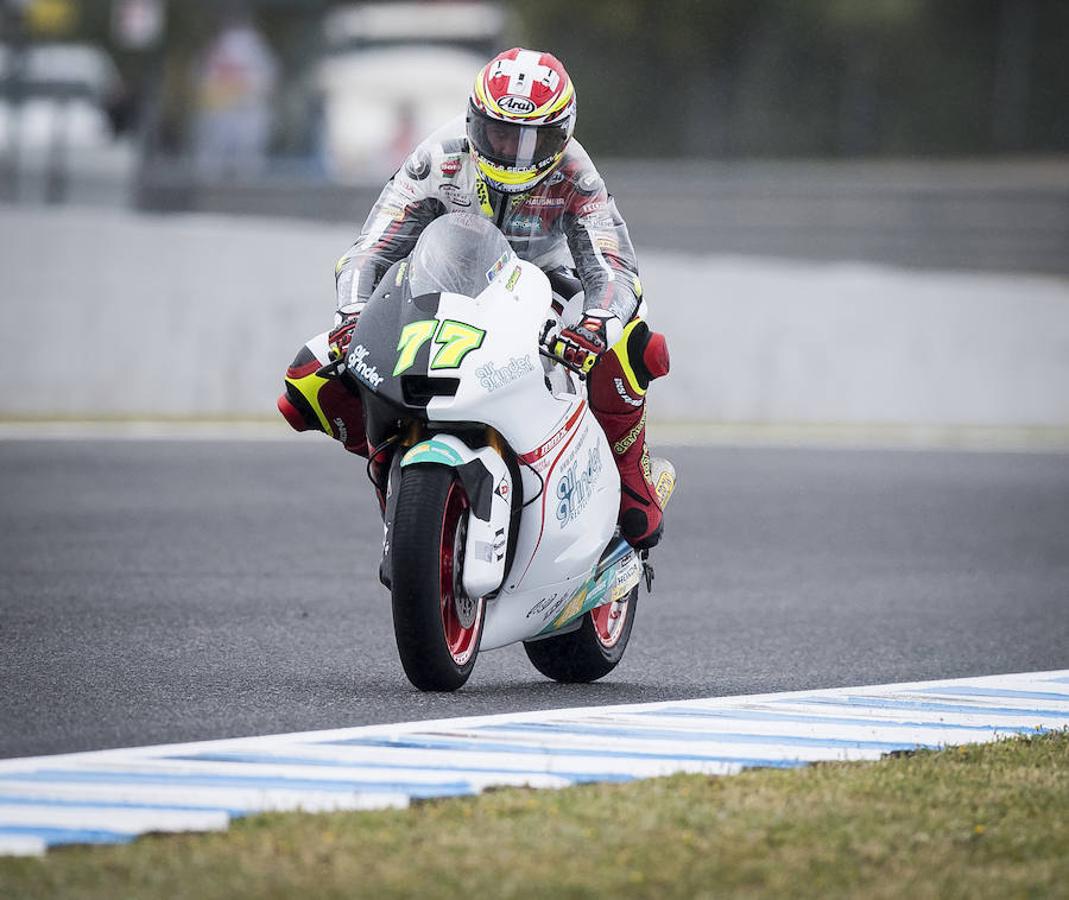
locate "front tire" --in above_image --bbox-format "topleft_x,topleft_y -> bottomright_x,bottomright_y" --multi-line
391,465 -> 485,691
523,587 -> 638,683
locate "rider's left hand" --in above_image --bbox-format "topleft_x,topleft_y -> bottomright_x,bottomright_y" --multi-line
554,310 -> 622,373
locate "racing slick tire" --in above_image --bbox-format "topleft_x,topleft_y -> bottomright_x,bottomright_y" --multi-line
391,464 -> 485,691
522,586 -> 638,683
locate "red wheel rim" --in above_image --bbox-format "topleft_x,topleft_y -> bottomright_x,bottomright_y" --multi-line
440,480 -> 482,666
590,595 -> 629,649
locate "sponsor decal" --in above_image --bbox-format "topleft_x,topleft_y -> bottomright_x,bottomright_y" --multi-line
577,199 -> 608,218
526,591 -> 568,621
547,171 -> 566,185
530,425 -> 567,463
473,540 -> 495,563
595,235 -> 620,253
394,260 -> 408,286
505,266 -> 522,291
507,214 -> 543,234
440,184 -> 471,207
552,586 -> 588,629
485,250 -> 511,284
493,527 -> 506,561
519,401 -> 586,465
555,447 -> 603,528
494,478 -> 510,501
655,469 -> 676,507
614,376 -> 644,408
404,148 -> 431,180
613,408 -> 646,455
476,355 -> 535,392
401,440 -> 464,467
577,171 -> 603,194
583,212 -> 615,229
440,157 -> 461,178
347,344 -> 385,388
332,417 -> 348,443
498,95 -> 537,115
524,196 -> 566,208
611,553 -> 641,601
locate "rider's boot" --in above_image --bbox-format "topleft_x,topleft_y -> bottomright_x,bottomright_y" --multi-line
587,319 -> 675,549
277,331 -> 370,457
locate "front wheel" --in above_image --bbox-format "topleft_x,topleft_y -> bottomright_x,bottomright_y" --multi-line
391,465 -> 485,691
523,587 -> 638,683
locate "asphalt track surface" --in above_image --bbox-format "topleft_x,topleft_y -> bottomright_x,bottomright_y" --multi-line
2,438 -> 1067,760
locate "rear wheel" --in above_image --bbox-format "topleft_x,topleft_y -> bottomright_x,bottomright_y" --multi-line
523,586 -> 638,683
391,465 -> 485,691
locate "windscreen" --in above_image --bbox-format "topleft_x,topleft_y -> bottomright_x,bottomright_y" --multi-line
408,213 -> 515,299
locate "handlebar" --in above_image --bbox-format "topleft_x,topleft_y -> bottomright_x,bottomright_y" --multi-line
539,345 -> 587,380
538,319 -> 588,380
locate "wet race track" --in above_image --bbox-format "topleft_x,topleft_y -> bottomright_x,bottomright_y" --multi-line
2,437 -> 1067,759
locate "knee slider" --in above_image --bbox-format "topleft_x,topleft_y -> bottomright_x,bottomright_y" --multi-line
623,321 -> 670,390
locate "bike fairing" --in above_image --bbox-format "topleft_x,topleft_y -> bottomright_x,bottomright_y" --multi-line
351,240 -> 637,639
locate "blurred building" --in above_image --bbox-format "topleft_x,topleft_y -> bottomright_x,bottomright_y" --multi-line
318,2 -> 503,180
1,0 -> 1065,276
0,40 -> 122,153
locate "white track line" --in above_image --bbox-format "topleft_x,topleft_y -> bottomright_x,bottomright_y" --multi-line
1,669 -> 1065,856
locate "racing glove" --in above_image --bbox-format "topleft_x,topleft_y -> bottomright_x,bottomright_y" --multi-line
327,306 -> 362,361
553,310 -> 623,373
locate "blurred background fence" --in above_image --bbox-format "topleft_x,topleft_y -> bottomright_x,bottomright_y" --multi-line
128,158 -> 1069,275
3,0 -> 1068,273
1,0 -> 1067,429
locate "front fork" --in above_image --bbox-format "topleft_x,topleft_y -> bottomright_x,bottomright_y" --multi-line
376,420 -> 423,589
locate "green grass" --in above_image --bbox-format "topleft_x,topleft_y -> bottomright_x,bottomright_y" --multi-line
2,732 -> 1067,899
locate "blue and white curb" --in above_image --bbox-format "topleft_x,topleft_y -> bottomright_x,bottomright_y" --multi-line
2,669 -> 1066,858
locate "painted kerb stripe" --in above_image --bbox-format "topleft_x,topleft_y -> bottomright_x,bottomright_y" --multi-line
0,669 -> 1065,857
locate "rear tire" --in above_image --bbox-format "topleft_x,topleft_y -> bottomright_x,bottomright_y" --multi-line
523,587 -> 638,683
391,465 -> 485,691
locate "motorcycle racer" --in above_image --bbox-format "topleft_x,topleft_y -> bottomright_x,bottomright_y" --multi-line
278,47 -> 672,548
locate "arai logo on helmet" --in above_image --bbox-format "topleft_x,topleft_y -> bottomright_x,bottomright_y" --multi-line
498,95 -> 536,115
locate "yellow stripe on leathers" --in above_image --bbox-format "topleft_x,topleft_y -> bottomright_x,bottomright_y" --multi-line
611,319 -> 648,397
284,371 -> 335,436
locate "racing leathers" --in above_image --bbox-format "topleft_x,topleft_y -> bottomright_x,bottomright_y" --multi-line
334,116 -> 641,321
278,116 -> 670,547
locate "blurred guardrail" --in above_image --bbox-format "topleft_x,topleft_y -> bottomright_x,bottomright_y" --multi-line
1,205 -> 1067,431
134,157 -> 1069,276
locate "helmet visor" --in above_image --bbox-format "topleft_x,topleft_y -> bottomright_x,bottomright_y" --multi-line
467,105 -> 570,172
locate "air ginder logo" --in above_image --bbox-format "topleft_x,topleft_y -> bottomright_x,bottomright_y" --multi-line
348,344 -> 385,388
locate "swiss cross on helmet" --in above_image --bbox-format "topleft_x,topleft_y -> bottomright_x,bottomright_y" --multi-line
467,48 -> 576,195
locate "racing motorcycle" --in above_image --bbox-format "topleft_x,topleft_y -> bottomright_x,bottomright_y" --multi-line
320,213 -> 671,691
